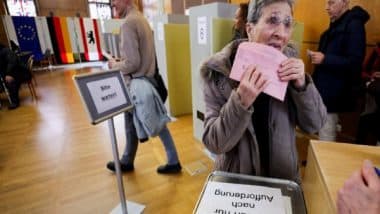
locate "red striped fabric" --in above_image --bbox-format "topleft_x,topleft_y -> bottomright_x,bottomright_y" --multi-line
93,19 -> 103,61
79,18 -> 90,61
53,17 -> 68,63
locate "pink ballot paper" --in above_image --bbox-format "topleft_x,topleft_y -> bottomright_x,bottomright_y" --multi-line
230,42 -> 288,101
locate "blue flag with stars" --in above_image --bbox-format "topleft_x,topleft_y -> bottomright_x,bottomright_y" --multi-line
12,16 -> 43,61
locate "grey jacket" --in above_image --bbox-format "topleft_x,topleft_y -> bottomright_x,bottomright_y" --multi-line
129,77 -> 170,139
201,40 -> 327,183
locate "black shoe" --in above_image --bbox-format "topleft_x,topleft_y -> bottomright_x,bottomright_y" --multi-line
106,161 -> 134,172
157,163 -> 182,174
8,102 -> 19,110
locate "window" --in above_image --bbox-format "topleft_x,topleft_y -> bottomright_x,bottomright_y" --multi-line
88,0 -> 112,19
142,0 -> 158,27
6,0 -> 37,16
142,0 -> 158,21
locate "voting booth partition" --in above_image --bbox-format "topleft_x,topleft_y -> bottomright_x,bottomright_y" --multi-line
73,70 -> 144,214
188,2 -> 238,143
194,171 -> 307,214
153,15 -> 192,117
290,21 -> 304,55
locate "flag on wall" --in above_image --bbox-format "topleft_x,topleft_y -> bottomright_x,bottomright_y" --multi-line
12,16 -> 43,60
3,16 -> 54,58
2,15 -> 125,64
96,19 -> 105,55
2,16 -> 18,45
49,17 -> 74,63
101,19 -> 123,58
79,18 -> 103,61
65,17 -> 83,61
46,17 -> 62,64
58,17 -> 74,63
71,17 -> 85,60
102,19 -> 124,34
103,33 -> 121,59
35,16 -> 54,54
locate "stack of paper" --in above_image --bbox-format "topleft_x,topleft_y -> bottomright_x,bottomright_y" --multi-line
196,181 -> 290,214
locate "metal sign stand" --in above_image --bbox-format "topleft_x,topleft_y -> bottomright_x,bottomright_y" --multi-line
0,76 -> 13,106
108,118 -> 145,214
73,71 -> 144,213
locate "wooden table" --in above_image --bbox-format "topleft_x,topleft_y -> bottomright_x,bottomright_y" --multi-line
302,140 -> 380,214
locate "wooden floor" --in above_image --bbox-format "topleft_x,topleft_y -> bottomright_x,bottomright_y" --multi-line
0,65 -> 214,214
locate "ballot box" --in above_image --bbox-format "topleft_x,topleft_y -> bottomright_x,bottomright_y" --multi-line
302,141 -> 380,214
193,171 -> 306,214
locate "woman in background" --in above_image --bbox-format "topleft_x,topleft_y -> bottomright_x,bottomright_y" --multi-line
232,2 -> 249,40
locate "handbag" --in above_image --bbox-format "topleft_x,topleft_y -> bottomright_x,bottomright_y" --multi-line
153,69 -> 168,103
367,79 -> 380,106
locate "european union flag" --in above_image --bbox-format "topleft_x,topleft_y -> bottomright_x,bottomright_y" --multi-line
12,16 -> 43,61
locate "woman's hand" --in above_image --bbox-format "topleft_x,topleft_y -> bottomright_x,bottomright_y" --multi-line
237,65 -> 268,109
278,58 -> 306,89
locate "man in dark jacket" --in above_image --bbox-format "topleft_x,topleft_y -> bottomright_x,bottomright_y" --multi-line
0,43 -> 31,109
309,0 -> 369,141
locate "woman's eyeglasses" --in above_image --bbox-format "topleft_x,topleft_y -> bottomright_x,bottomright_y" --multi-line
265,14 -> 294,30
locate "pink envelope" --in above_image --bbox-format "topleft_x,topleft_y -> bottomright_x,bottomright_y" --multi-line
230,42 -> 288,101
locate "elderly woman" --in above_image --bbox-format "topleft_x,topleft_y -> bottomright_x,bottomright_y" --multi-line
201,0 -> 327,183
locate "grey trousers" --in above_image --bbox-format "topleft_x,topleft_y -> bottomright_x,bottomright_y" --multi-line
120,111 -> 180,165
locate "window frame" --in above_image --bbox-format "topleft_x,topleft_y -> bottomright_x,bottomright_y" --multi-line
5,0 -> 38,17
88,0 -> 113,19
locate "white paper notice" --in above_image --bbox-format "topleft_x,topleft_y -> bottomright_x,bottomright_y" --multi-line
283,196 -> 293,214
196,181 -> 286,214
197,16 -> 207,45
86,77 -> 127,114
157,22 -> 164,41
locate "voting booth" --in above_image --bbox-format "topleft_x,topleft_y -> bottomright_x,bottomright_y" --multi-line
189,2 -> 237,142
153,15 -> 192,117
194,171 -> 307,214
73,70 -> 144,214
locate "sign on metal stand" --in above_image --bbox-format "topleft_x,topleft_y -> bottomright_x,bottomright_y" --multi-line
73,70 -> 145,214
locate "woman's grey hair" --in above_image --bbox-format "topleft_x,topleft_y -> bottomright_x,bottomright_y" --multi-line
247,0 -> 295,24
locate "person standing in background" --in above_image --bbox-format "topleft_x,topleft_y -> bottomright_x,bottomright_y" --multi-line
107,0 -> 182,174
309,0 -> 369,141
232,2 -> 249,41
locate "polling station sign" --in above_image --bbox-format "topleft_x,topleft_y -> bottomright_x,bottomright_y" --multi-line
73,70 -> 132,124
195,181 -> 290,214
